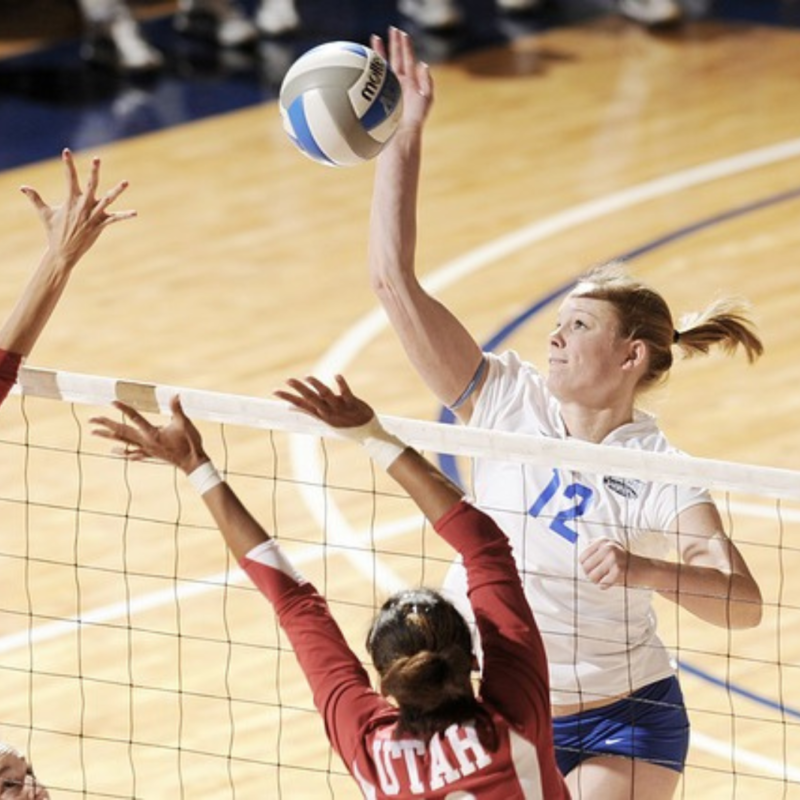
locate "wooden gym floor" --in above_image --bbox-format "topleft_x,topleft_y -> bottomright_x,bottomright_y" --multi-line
1,2 -> 800,797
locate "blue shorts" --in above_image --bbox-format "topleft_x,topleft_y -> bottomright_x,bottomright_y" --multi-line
553,676 -> 690,776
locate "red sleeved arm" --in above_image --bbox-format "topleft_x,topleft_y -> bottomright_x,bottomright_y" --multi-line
0,350 -> 22,407
241,542 -> 389,765
434,501 -> 552,739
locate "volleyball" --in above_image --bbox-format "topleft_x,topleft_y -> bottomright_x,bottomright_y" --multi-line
278,41 -> 403,168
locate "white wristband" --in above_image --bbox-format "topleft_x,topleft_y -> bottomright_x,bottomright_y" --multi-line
362,434 -> 406,471
337,416 -> 406,471
188,461 -> 223,495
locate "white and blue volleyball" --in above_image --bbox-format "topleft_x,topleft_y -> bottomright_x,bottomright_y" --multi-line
278,41 -> 403,168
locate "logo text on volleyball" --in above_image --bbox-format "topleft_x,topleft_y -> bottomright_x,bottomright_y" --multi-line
362,56 -> 386,102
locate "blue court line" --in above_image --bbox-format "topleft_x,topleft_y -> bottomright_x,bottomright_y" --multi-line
678,660 -> 800,720
435,182 -> 800,720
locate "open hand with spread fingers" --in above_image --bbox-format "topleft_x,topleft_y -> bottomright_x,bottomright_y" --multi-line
275,374 -> 376,431
0,148 -> 137,360
23,148 -> 136,270
90,395 -> 208,474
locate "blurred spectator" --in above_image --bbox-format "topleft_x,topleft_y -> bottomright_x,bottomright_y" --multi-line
77,0 -> 301,72
398,0 -> 683,31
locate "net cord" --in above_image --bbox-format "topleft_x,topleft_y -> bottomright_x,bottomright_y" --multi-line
12,365 -> 800,501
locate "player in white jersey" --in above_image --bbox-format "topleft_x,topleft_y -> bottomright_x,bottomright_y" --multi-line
367,27 -> 764,800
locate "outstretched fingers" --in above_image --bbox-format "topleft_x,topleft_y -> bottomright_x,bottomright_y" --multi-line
388,27 -> 409,77
93,179 -> 137,226
275,377 -> 324,416
62,147 -> 81,199
111,399 -> 156,432
379,27 -> 433,128
333,374 -> 354,399
371,28 -> 417,79
275,376 -> 348,420
19,185 -> 46,214
415,60 -> 433,99
90,401 -> 154,452
79,149 -> 135,225
24,149 -> 137,267
303,375 -> 338,400
370,33 -> 386,60
168,393 -> 187,420
276,375 -> 376,431
83,155 -> 101,205
90,417 -> 130,445
90,419 -> 147,460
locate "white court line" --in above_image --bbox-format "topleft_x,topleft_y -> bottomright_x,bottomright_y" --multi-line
690,731 -> 800,782
1,499 -> 791,655
0,513 -> 423,655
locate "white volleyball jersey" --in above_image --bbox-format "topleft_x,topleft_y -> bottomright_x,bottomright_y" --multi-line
445,350 -> 711,706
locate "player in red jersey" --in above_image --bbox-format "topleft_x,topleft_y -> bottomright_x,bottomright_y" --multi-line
0,148 -> 136,408
91,374 -> 571,799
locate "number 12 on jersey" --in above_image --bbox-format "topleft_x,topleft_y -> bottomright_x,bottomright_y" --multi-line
528,468 -> 593,544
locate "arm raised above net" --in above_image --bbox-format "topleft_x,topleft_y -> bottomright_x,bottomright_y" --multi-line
368,28 -> 485,421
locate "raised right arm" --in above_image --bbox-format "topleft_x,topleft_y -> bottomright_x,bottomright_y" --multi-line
369,29 -> 485,421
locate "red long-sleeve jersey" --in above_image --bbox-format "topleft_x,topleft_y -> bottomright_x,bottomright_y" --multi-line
0,350 -> 22,407
242,500 -> 570,799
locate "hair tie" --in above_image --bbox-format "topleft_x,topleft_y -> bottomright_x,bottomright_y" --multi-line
672,329 -> 681,344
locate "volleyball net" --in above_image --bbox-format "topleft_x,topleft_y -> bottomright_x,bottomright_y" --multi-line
0,366 -> 798,799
